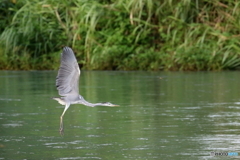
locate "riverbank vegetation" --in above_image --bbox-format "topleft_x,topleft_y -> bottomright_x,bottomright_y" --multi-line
1,0 -> 240,70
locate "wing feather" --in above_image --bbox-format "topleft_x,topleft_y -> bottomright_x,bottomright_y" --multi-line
56,47 -> 80,97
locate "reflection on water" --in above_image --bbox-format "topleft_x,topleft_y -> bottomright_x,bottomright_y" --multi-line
1,71 -> 240,159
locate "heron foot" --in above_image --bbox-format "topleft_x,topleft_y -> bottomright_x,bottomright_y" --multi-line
59,127 -> 64,136
59,118 -> 64,135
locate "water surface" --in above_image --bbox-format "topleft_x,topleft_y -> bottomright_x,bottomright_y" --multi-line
1,71 -> 240,159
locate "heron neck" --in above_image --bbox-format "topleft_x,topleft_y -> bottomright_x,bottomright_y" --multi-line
79,97 -> 102,107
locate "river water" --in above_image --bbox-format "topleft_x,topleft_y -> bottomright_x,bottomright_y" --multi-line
1,71 -> 240,159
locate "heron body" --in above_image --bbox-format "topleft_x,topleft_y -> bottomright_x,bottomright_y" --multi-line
53,47 -> 118,133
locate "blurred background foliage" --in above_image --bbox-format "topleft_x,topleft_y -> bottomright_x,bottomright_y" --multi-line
1,0 -> 240,70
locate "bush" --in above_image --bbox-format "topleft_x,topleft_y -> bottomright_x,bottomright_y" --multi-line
0,0 -> 240,70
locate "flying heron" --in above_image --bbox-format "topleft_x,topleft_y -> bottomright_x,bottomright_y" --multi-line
53,46 -> 118,133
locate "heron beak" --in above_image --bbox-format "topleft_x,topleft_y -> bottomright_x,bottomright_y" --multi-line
111,104 -> 120,107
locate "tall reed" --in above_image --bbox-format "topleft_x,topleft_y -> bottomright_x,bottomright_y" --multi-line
0,0 -> 240,70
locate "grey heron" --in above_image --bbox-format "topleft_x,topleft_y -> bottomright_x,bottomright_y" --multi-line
53,46 -> 118,133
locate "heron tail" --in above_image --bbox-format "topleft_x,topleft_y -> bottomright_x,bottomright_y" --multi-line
52,97 -> 66,105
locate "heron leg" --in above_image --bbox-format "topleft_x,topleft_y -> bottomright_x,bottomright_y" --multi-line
59,103 -> 70,133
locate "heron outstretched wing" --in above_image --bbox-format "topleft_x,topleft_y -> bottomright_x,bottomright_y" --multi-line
56,47 -> 80,97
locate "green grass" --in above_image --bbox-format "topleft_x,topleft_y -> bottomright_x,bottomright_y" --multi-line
0,0 -> 240,70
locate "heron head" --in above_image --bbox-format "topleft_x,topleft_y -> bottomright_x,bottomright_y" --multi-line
102,102 -> 119,107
